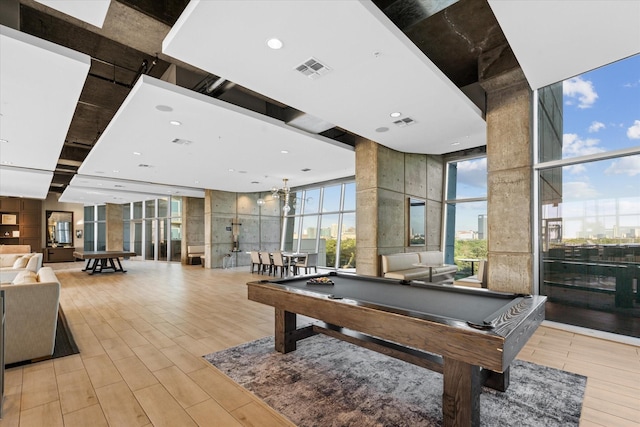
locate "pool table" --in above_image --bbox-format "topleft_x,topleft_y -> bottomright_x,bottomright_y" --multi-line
247,271 -> 546,427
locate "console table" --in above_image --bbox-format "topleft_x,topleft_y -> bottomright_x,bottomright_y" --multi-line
43,247 -> 76,263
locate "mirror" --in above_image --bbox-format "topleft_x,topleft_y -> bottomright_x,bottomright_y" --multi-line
46,210 -> 74,247
409,198 -> 425,246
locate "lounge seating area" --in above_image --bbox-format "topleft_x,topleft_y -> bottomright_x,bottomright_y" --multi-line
1,266 -> 61,365
381,251 -> 457,282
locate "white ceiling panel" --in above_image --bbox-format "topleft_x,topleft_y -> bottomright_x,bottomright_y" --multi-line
162,0 -> 486,155
60,175 -> 205,205
488,0 -> 640,90
0,24 -> 90,172
77,75 -> 355,193
33,0 -> 111,28
0,166 -> 53,199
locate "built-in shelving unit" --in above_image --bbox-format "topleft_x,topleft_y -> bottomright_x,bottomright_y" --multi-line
0,197 -> 42,249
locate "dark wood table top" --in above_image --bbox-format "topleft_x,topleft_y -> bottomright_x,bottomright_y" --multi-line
73,250 -> 137,259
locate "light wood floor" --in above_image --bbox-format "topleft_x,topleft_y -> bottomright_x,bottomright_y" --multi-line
1,261 -> 638,427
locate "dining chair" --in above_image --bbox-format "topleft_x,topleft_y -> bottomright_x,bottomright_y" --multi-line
259,251 -> 272,275
250,251 -> 262,274
271,252 -> 286,277
294,253 -> 318,275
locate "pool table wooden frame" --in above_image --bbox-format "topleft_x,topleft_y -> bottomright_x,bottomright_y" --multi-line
247,272 -> 546,427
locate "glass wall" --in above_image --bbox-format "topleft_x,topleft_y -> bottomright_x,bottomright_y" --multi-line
83,205 -> 106,251
443,157 -> 488,276
283,180 -> 356,270
84,196 -> 183,262
537,54 -> 640,336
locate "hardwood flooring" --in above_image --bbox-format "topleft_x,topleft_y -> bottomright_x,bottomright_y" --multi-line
1,261 -> 639,426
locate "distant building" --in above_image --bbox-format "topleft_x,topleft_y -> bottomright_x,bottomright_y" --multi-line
478,214 -> 487,239
456,230 -> 476,240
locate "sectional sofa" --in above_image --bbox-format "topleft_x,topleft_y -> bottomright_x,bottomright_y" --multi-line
0,245 -> 43,283
381,251 -> 457,282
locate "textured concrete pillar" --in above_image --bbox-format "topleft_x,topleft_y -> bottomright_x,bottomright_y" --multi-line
105,203 -> 123,251
355,138 -> 443,277
480,46 -> 534,294
204,189 -> 238,269
182,197 -> 205,264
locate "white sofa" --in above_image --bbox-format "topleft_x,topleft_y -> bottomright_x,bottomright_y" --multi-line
0,246 -> 43,284
1,267 -> 61,364
381,251 -> 457,282
187,245 -> 205,265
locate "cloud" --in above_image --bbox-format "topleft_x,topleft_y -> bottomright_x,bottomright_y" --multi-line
623,79 -> 640,88
455,157 -> 487,190
604,155 -> 640,177
627,120 -> 640,139
566,164 -> 586,175
588,121 -> 605,133
563,76 -> 598,109
563,181 -> 600,199
562,133 -> 604,157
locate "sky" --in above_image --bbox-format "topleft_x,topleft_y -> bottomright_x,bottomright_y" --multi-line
453,53 -> 640,236
558,53 -> 640,238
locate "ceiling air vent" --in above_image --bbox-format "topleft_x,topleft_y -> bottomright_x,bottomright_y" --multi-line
171,138 -> 193,145
295,57 -> 331,79
138,164 -> 152,168
393,117 -> 416,127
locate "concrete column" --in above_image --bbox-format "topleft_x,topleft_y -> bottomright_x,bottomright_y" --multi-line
355,138 -> 444,277
204,189 -> 237,269
105,203 -> 123,251
480,46 -> 534,294
182,197 -> 205,264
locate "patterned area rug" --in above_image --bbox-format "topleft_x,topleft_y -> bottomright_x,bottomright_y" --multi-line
205,334 -> 585,427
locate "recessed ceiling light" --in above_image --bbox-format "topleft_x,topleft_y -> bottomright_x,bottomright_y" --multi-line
452,142 -> 461,146
390,112 -> 401,118
156,105 -> 173,112
0,138 -> 8,143
133,151 -> 141,155
1,161 -> 13,165
113,170 -> 119,173
170,120 -> 181,126
267,38 -> 283,49
281,150 -> 289,154
228,168 -> 235,172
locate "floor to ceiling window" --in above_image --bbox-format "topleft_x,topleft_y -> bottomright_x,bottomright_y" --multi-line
443,156 -> 488,277
536,54 -> 640,337
282,180 -> 356,270
83,205 -> 106,251
85,196 -> 183,262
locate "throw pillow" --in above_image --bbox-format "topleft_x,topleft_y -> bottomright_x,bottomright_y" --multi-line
25,253 -> 40,272
12,270 -> 38,284
12,254 -> 32,269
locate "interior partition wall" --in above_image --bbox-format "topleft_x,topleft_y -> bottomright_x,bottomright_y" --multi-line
535,54 -> 640,337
